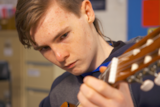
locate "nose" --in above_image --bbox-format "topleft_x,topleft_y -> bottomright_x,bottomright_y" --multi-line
52,46 -> 69,63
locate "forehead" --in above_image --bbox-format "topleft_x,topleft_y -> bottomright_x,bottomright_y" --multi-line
31,2 -> 70,41
39,3 -> 69,30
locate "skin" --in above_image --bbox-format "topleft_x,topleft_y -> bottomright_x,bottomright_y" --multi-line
31,0 -> 134,106
31,0 -> 113,76
78,67 -> 134,107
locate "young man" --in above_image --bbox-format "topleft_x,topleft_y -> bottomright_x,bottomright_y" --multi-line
15,0 -> 160,107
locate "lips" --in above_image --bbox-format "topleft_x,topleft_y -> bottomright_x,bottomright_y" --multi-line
64,61 -> 76,69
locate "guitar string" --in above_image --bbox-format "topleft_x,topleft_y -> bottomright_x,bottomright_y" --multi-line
117,33 -> 160,61
117,33 -> 160,70
98,64 -> 111,81
99,33 -> 160,81
117,33 -> 160,65
117,49 -> 158,73
99,33 -> 160,83
66,32 -> 160,107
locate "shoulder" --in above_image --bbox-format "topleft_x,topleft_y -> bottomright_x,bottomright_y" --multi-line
126,36 -> 160,107
125,36 -> 144,44
39,72 -> 80,107
50,72 -> 72,90
129,69 -> 160,107
39,72 -> 74,107
49,72 -> 80,107
118,36 -> 144,52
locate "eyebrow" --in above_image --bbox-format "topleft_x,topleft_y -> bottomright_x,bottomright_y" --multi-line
34,46 -> 45,50
33,26 -> 69,50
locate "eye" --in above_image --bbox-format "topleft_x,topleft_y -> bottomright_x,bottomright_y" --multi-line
39,46 -> 50,52
60,33 -> 68,40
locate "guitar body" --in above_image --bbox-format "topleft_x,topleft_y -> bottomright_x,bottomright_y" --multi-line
61,102 -> 76,107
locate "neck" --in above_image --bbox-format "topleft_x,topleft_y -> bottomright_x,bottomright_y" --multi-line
92,34 -> 114,71
98,35 -> 114,62
88,24 -> 114,72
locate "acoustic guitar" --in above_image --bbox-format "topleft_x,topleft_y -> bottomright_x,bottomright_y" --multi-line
61,27 -> 160,107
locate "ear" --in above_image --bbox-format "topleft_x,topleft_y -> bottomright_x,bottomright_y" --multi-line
80,0 -> 95,23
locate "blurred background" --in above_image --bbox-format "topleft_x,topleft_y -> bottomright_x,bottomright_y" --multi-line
0,0 -> 159,107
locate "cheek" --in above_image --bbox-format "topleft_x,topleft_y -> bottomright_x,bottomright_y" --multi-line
42,51 -> 57,64
76,33 -> 92,52
71,31 -> 93,56
71,39 -> 93,59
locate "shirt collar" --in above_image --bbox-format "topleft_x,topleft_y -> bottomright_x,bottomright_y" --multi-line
80,41 -> 126,77
81,61 -> 110,77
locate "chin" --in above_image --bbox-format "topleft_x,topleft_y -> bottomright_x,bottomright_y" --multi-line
69,69 -> 84,76
70,71 -> 82,76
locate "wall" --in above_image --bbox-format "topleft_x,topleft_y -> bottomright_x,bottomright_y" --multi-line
94,0 -> 127,41
0,0 -> 17,6
127,0 -> 160,40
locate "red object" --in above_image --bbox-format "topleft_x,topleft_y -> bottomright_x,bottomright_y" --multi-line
2,8 -> 7,18
142,0 -> 160,27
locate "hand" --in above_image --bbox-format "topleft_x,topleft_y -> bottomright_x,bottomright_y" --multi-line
77,67 -> 134,107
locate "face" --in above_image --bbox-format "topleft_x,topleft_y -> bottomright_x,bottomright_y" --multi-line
31,1 -> 100,75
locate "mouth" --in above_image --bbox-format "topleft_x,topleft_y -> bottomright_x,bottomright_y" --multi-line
64,61 -> 77,69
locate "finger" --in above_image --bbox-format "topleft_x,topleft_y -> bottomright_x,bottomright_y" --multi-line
77,91 -> 98,107
83,76 -> 122,99
79,84 -> 110,107
99,66 -> 107,73
77,104 -> 83,107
